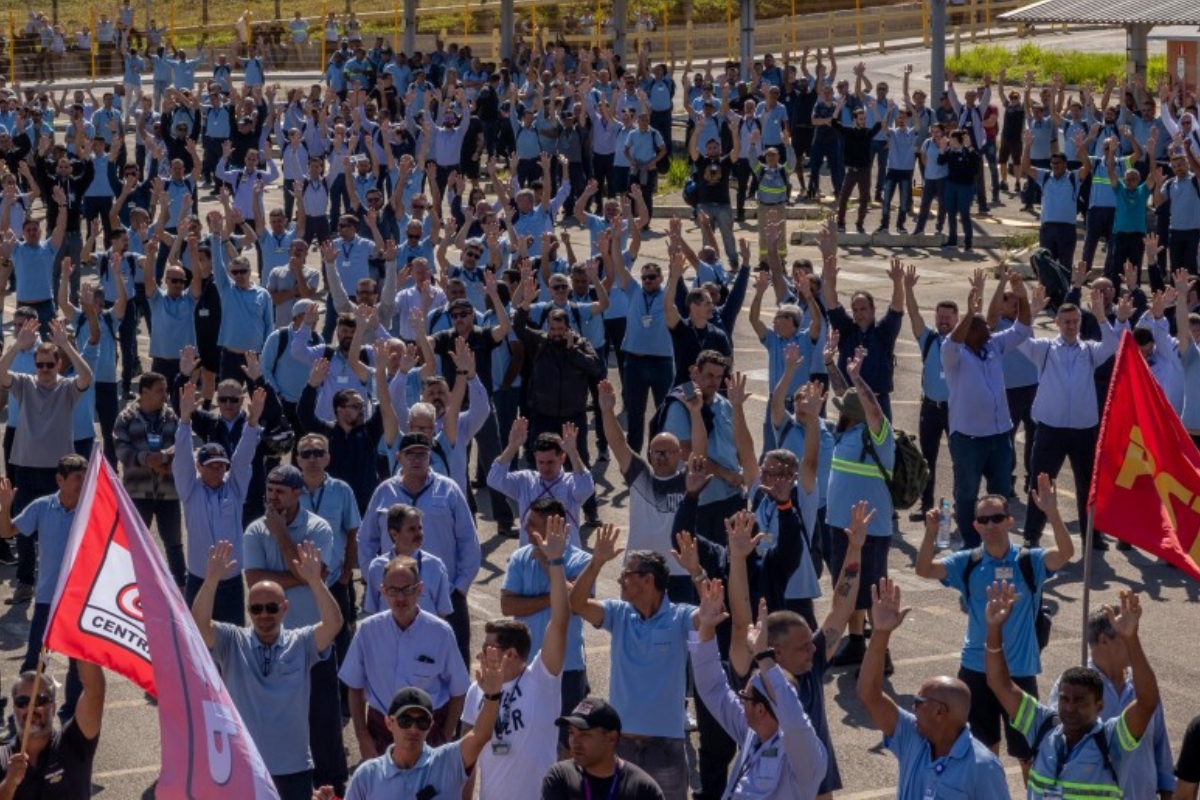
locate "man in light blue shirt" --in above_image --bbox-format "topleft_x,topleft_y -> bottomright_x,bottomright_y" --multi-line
211,250 -> 274,382
858,578 -> 1010,799
570,528 -> 697,800
1020,127 -> 1093,266
943,271 -> 1031,547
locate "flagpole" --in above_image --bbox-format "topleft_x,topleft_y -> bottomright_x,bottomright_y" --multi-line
1079,510 -> 1095,667
19,651 -> 48,754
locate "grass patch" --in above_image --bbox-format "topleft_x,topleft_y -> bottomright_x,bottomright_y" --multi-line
947,43 -> 1167,87
660,155 -> 691,194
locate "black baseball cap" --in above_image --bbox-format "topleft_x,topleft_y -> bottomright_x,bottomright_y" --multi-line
555,697 -> 621,732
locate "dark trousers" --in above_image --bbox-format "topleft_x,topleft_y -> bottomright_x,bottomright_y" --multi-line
835,166 -> 871,227
809,137 -> 842,194
1169,228 -> 1200,274
150,357 -> 182,394
621,354 -> 674,453
914,176 -> 946,233
695,494 -> 743,547
83,197 -> 115,234
1039,221 -> 1078,268
1082,206 -> 1116,272
184,573 -> 245,625
309,655 -> 348,793
591,152 -> 615,207
448,589 -> 471,672
133,497 -> 185,587
603,318 -> 627,376
271,771 -> 314,800
870,139 -> 888,195
918,398 -> 949,512
11,464 -> 59,588
327,174 -> 351,229
23,603 -> 82,723
1007,385 -> 1037,493
516,157 -> 541,188
117,300 -> 142,390
734,158 -> 754,215
650,110 -> 672,170
631,169 -> 658,217
1023,424 -> 1096,543
219,349 -> 249,385
944,181 -> 974,245
94,382 -> 120,467
566,161 -> 589,218
880,169 -> 914,227
949,431 -> 1013,548
1108,232 -> 1147,289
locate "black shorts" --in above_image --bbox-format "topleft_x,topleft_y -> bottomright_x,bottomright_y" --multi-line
828,531 -> 889,610
792,126 -> 814,154
998,137 -> 1023,165
197,339 -> 221,374
958,666 -> 1037,760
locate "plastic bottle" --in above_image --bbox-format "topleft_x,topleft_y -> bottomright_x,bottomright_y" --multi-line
936,498 -> 952,549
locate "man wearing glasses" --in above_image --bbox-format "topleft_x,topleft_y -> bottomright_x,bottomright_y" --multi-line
173,380 -> 264,622
914,479 -> 1074,775
609,259 -> 673,455
857,578 -> 1009,798
194,540 -> 343,800
340,551 -> 470,758
242,465 -> 345,795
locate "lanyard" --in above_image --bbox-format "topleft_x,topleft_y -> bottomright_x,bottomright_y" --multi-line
642,289 -> 658,316
730,732 -> 780,791
307,479 -> 327,515
400,478 -> 433,508
581,764 -> 622,800
341,240 -> 356,261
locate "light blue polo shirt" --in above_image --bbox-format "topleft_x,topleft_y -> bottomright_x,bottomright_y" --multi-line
211,623 -> 325,776
624,127 -> 663,166
663,398 -> 741,504
884,710 -> 1009,799
939,543 -> 1051,677
1012,693 -> 1143,800
13,240 -> 56,302
1165,174 -> 1200,229
71,345 -> 100,441
1183,342 -> 1200,430
996,317 -> 1039,388
301,476 -> 361,581
1033,167 -> 1083,224
14,493 -> 78,605
502,543 -> 591,672
75,310 -> 119,384
621,284 -> 671,356
242,509 -> 334,627
776,417 -> 835,508
763,330 -> 816,400
599,597 -> 695,737
753,480 -> 821,600
365,549 -> 453,617
828,419 -> 895,537
147,289 -> 197,359
757,103 -> 790,146
331,236 -> 377,290
345,742 -> 467,800
917,328 -> 950,402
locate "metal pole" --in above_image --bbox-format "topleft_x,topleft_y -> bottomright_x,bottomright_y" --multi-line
930,0 -> 947,102
499,0 -> 514,61
739,0 -> 753,78
1080,511 -> 1096,667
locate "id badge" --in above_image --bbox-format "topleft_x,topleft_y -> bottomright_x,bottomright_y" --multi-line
1043,787 -> 1064,800
275,247 -> 285,254
642,315 -> 653,328
198,309 -> 210,318
491,742 -> 510,756
994,567 -> 1014,582
336,376 -> 349,384
923,789 -> 936,800
147,434 -> 162,451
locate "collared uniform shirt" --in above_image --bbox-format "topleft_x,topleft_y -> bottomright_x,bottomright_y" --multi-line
1018,325 -> 1122,428
884,709 -> 1008,799
502,544 -> 591,671
344,742 -> 467,800
486,464 -> 595,548
365,549 -> 453,616
943,322 -> 1033,436
13,493 -> 77,605
242,509 -> 334,626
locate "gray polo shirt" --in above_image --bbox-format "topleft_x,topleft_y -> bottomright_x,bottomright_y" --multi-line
9,373 -> 82,468
211,623 -> 326,776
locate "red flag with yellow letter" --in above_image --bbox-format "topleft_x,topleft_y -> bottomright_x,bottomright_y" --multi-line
1089,331 -> 1200,580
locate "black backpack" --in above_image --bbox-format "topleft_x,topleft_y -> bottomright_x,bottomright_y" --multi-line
859,426 -> 929,511
961,546 -> 1052,650
648,386 -> 714,440
1029,714 -> 1117,787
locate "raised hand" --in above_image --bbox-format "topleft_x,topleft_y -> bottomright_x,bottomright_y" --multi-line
597,380 -> 617,412
206,541 -> 237,582
591,524 -> 625,565
530,514 -> 568,561
685,454 -> 712,496
725,509 -> 763,560
870,577 -> 911,633
984,580 -> 1016,627
292,540 -> 325,584
727,371 -> 751,406
508,414 -> 529,449
846,500 -> 874,549
695,577 -> 729,631
1029,472 -> 1058,514
671,531 -> 702,576
1104,590 -> 1142,639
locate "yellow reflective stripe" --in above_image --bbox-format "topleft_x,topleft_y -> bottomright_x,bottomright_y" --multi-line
1027,770 -> 1123,799
1013,692 -> 1037,735
830,458 -> 890,479
1115,712 -> 1138,752
870,420 -> 891,447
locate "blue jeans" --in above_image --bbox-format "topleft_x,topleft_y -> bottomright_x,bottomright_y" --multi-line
622,354 -> 673,454
809,137 -> 843,194
881,169 -> 914,227
23,603 -> 82,724
949,431 -> 1013,548
944,182 -> 974,244
914,176 -> 946,233
870,139 -> 888,194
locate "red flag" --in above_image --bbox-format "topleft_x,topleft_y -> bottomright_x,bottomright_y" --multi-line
1089,331 -> 1200,580
45,450 -> 280,799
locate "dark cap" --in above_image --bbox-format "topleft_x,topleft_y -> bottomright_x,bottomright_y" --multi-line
266,464 -> 304,489
555,697 -> 622,732
447,298 -> 473,314
398,432 -> 434,452
196,442 -> 230,466
832,389 -> 867,425
388,687 -> 434,718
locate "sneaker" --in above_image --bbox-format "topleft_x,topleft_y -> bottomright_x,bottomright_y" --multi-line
0,543 -> 15,566
496,523 -> 518,539
852,649 -> 895,678
855,223 -> 866,235
944,238 -> 958,248
596,448 -> 609,462
1115,539 -> 1133,552
908,509 -> 928,522
964,243 -> 973,252
830,634 -> 867,667
895,223 -> 907,234
584,511 -> 601,528
4,584 -> 33,605
836,223 -> 846,233
876,223 -> 888,233
1090,534 -> 1110,552
999,181 -> 1010,191
912,227 -> 925,236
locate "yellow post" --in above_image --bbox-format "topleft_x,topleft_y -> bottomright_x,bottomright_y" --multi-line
791,0 -> 797,54
393,0 -> 399,51
661,8 -> 667,55
463,8 -> 469,38
879,21 -> 886,54
492,26 -> 499,61
969,0 -> 977,42
985,0 -> 992,39
954,25 -> 961,58
726,0 -> 732,61
855,0 -> 862,55
531,3 -> 538,35
922,0 -> 929,47
321,0 -> 328,65
594,0 -> 601,48
170,0 -> 177,45
685,20 -> 693,64
90,5 -> 97,80
9,12 -> 16,82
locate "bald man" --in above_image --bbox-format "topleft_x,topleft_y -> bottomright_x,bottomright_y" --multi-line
858,578 -> 1008,798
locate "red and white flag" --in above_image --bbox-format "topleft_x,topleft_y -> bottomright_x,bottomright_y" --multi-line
44,449 -> 279,799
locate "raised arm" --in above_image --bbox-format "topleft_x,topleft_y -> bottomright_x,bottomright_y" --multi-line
857,577 -> 910,737
568,524 -> 623,627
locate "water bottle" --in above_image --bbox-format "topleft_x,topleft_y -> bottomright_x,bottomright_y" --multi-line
936,498 -> 952,549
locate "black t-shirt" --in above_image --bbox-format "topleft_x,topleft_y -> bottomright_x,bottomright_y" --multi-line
0,719 -> 98,800
541,759 -> 666,800
432,327 -> 501,398
692,155 -> 733,206
1002,102 -> 1026,141
1177,714 -> 1200,783
669,321 -> 731,386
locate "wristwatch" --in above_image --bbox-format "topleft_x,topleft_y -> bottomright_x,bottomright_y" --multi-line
753,648 -> 776,665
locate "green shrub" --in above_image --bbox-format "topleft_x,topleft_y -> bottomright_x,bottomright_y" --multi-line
661,155 -> 692,192
947,44 -> 1167,87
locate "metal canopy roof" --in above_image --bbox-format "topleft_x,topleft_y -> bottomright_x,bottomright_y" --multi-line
1000,0 -> 1200,25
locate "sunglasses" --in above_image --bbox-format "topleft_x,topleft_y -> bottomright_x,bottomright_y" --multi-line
975,513 -> 1007,525
465,251 -> 483,258
338,223 -> 355,229
619,568 -> 651,580
35,362 -> 58,370
450,311 -> 473,319
394,713 -> 433,730
217,396 -> 242,404
230,269 -> 250,276
912,695 -> 948,711
383,583 -> 421,598
249,602 -> 281,615
407,233 -> 421,238
551,285 -> 569,292
640,274 -> 660,282
167,278 -> 188,285
12,694 -> 52,709
298,448 -> 328,459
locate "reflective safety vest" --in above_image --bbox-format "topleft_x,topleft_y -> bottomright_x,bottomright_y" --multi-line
755,163 -> 790,205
